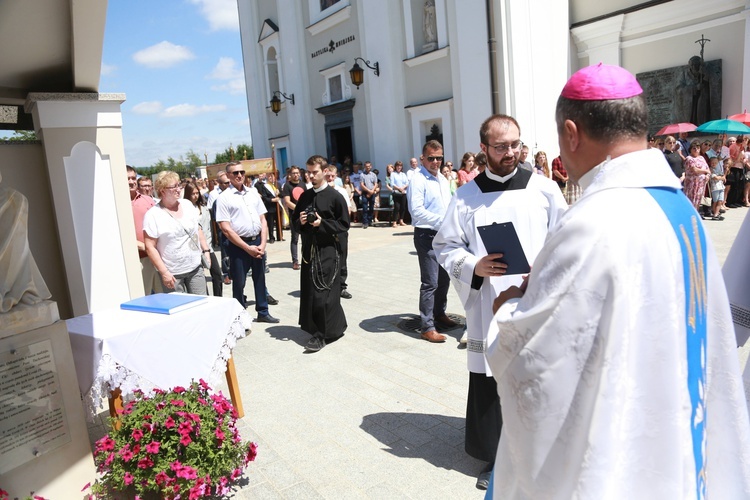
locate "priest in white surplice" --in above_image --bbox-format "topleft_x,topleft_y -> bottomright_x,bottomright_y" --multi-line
433,114 -> 567,490
485,63 -> 750,499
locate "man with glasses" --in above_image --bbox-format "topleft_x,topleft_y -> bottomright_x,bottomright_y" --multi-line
434,114 -> 567,490
407,140 -> 455,344
137,176 -> 154,199
215,162 -> 279,323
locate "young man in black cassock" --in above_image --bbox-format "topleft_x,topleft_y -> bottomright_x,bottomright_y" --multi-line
293,155 -> 350,352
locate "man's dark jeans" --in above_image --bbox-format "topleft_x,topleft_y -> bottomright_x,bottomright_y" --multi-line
413,227 -> 449,332
227,235 -> 268,316
362,194 -> 376,225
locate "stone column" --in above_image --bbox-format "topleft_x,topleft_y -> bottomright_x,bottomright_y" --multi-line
25,93 -> 143,317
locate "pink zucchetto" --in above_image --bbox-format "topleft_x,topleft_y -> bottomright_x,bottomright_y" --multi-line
561,63 -> 643,101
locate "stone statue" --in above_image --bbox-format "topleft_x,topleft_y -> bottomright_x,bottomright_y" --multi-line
674,55 -> 712,125
0,171 -> 51,313
423,0 -> 437,51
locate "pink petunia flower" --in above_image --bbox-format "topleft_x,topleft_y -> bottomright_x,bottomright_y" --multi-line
146,440 -> 160,454
119,445 -> 134,462
97,436 -> 115,451
173,386 -> 186,394
123,472 -> 134,485
137,457 -> 154,469
180,433 -> 192,446
164,416 -> 175,429
131,428 -> 143,442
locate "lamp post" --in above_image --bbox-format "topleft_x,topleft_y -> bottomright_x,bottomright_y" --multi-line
349,57 -> 380,89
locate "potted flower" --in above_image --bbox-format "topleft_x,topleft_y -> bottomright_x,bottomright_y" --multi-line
86,380 -> 257,499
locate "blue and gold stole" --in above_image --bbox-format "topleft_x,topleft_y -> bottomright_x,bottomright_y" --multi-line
647,186 -> 708,499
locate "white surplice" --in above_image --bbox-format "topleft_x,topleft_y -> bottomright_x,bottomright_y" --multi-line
486,148 -> 750,499
434,168 -> 567,375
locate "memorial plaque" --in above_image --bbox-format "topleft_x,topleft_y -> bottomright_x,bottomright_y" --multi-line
0,339 -> 70,474
637,59 -> 722,136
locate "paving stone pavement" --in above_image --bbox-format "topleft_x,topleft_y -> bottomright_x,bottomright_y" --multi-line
86,206 -> 748,499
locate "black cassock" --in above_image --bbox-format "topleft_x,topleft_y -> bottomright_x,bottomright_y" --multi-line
292,186 -> 350,341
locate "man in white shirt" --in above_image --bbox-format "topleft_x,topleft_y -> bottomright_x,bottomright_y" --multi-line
406,157 -> 419,182
215,162 -> 279,323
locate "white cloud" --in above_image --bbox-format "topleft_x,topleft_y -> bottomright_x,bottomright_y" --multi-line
207,57 -> 246,95
132,101 -> 164,115
101,63 -> 117,76
210,80 -> 246,95
207,57 -> 243,80
188,0 -> 239,31
162,103 -> 228,117
133,41 -> 195,68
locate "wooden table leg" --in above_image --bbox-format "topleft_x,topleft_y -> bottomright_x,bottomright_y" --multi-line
225,356 -> 244,418
108,388 -> 123,430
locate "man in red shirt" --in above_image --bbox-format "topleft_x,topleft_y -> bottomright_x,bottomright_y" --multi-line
551,155 -> 568,191
128,166 -> 159,294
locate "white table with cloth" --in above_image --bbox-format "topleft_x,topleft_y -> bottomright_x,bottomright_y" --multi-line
66,295 -> 251,420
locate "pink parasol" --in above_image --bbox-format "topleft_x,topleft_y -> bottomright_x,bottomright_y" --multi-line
655,122 -> 697,136
728,110 -> 750,126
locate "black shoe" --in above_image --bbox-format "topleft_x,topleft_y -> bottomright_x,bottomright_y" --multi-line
266,295 -> 279,305
363,224 -> 369,229
305,337 -> 325,352
340,290 -> 352,299
477,461 -> 493,490
476,471 -> 491,490
256,314 -> 279,324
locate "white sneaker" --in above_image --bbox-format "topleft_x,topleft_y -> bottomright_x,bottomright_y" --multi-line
460,330 -> 468,344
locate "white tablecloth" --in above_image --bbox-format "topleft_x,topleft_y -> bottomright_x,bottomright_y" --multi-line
66,295 -> 251,419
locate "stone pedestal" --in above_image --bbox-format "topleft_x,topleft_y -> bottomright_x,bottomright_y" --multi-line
0,302 -> 96,498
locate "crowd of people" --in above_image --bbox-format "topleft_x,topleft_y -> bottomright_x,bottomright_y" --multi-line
124,62 -> 750,497
650,132 -> 750,220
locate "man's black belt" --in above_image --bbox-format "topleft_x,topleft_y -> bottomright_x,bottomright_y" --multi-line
240,234 -> 259,242
414,227 -> 437,235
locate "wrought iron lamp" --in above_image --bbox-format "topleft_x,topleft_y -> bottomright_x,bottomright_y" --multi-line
349,58 -> 380,89
270,91 -> 294,115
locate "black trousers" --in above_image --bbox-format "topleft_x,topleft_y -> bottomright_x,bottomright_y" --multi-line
465,372 -> 502,462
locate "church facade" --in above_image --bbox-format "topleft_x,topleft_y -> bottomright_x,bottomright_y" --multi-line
238,0 -> 750,175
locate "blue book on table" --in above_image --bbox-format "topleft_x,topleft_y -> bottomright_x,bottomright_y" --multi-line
120,293 -> 208,315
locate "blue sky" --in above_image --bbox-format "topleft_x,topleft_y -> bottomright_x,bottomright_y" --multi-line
101,0 -> 251,167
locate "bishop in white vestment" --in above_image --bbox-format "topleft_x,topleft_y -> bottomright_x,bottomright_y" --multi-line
485,63 -> 750,499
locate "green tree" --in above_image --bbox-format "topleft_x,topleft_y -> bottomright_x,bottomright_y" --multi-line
3,130 -> 38,142
214,143 -> 253,164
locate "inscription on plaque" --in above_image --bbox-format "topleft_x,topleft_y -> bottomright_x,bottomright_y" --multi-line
637,59 -> 722,136
0,339 -> 70,474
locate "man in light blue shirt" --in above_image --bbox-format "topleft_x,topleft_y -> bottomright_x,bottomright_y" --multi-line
407,140 -> 455,342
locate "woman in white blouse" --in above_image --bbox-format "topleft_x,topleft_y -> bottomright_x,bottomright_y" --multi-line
143,171 -> 210,295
